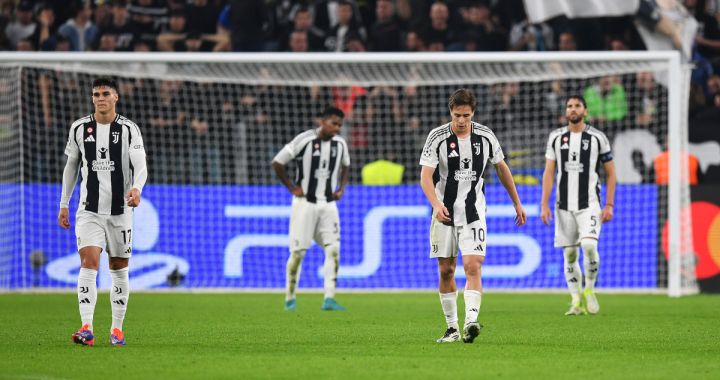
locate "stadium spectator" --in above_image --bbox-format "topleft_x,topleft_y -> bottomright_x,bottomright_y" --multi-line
323,0 -> 366,52
314,0 -> 364,34
694,0 -> 720,71
583,75 -> 628,124
96,33 -> 117,52
15,36 -> 33,51
344,30 -> 367,51
228,0 -> 268,52
287,29 -> 309,52
187,82 -> 222,183
100,1 -> 136,51
462,1 -> 506,51
608,36 -> 630,51
93,0 -> 112,29
422,1 -> 461,50
542,80 -> 568,126
280,6 -> 325,52
58,3 -> 100,51
627,71 -> 668,135
186,0 -> 221,35
706,74 -> 720,108
128,0 -> 168,45
404,29 -> 427,51
146,80 -> 188,183
265,0 -> 301,51
53,33 -> 70,51
4,0 -> 36,48
29,3 -> 57,51
557,31 -> 578,51
156,9 -> 187,51
368,0 -> 403,51
509,18 -> 554,51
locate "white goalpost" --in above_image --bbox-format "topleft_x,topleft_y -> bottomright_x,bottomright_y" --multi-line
0,51 -> 695,296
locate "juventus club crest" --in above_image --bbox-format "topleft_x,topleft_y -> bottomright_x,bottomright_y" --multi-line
473,142 -> 482,155
582,139 -> 589,151
112,131 -> 120,144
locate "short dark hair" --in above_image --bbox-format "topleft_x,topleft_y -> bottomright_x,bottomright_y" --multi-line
322,106 -> 345,119
92,77 -> 118,92
566,95 -> 586,108
448,88 -> 476,111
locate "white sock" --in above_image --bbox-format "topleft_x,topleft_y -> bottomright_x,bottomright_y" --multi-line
109,267 -> 130,331
464,290 -> 482,326
322,243 -> 340,299
581,239 -> 600,291
77,268 -> 98,330
286,249 -> 306,301
439,291 -> 458,330
563,246 -> 582,305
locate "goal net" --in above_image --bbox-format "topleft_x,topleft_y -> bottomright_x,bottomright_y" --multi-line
0,52 -> 695,295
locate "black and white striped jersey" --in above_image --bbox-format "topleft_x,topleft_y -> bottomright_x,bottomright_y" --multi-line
61,113 -> 147,215
545,125 -> 613,211
420,122 -> 505,226
273,128 -> 350,203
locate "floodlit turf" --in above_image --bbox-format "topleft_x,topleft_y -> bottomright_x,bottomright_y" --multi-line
1,293 -> 718,379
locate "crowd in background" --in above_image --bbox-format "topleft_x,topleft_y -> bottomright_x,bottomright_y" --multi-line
2,0 -> 719,184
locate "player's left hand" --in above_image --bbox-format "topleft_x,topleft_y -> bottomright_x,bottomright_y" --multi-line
126,188 -> 141,207
601,206 -> 613,223
333,189 -> 344,200
514,203 -> 527,227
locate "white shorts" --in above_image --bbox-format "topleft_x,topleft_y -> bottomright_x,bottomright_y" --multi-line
75,209 -> 134,258
289,197 -> 340,251
554,205 -> 602,247
429,217 -> 487,258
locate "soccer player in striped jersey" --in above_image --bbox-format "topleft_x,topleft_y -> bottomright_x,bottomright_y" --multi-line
540,95 -> 616,316
272,106 -> 350,312
420,89 -> 527,343
58,77 -> 147,346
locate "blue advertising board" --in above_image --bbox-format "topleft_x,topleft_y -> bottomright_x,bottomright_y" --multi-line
7,184 -> 658,289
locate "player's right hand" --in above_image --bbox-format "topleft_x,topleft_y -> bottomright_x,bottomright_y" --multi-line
540,205 -> 552,225
291,186 -> 304,197
433,203 -> 451,223
58,208 -> 70,229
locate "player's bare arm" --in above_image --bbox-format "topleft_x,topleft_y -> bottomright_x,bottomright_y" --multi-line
602,160 -> 616,223
494,160 -> 527,226
272,161 -> 304,197
540,159 -> 556,225
420,165 -> 450,223
333,165 -> 350,200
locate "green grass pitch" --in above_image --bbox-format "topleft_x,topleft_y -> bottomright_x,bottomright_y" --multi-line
1,293 -> 718,379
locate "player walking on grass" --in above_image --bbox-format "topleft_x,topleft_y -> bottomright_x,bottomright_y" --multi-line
540,95 -> 616,316
58,77 -> 147,346
272,106 -> 350,312
420,89 -> 527,343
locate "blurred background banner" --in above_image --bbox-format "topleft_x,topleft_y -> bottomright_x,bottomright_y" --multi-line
10,184 -> 658,290
524,0 -> 697,57
524,0 -> 640,22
